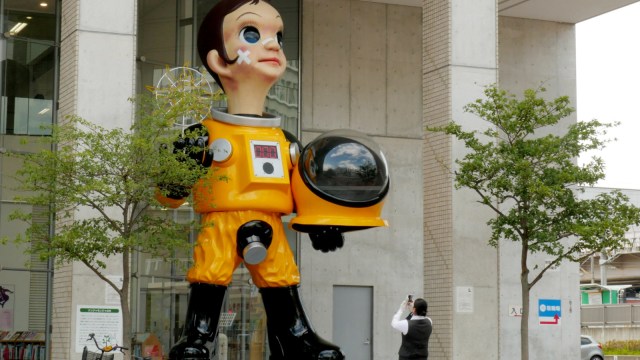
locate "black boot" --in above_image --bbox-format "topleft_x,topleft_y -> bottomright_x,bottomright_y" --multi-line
169,283 -> 227,360
260,285 -> 345,360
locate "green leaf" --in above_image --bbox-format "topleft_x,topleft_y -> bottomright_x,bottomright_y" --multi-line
427,83 -> 640,288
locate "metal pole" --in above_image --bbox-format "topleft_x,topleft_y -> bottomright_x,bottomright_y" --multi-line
600,253 -> 608,286
45,257 -> 54,360
45,1 -> 62,357
240,283 -> 247,360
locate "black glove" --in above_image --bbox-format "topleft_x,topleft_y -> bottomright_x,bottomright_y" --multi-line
158,183 -> 190,200
308,227 -> 344,253
173,124 -> 212,167
157,124 -> 210,200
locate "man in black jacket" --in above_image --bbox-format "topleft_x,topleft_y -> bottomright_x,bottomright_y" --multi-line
391,296 -> 433,360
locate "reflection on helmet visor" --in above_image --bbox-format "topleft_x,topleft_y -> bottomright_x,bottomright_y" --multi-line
302,136 -> 388,205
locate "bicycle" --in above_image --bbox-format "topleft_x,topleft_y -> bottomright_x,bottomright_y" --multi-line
83,333 -> 128,360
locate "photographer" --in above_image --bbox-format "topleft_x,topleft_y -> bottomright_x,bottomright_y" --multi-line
391,296 -> 432,360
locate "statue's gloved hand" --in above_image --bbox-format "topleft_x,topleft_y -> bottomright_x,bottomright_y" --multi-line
157,182 -> 190,200
308,227 -> 344,253
173,124 -> 212,168
157,124 -> 211,200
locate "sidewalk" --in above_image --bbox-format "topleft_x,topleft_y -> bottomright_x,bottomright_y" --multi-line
606,356 -> 640,360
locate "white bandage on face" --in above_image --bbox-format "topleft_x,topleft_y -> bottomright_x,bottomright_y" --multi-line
261,37 -> 275,46
237,49 -> 251,64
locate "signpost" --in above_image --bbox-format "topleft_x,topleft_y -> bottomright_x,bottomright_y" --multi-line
509,305 -> 523,317
538,299 -> 561,325
75,305 -> 123,352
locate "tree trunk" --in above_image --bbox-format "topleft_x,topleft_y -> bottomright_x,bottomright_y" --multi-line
121,249 -> 132,360
520,270 -> 530,360
121,297 -> 132,360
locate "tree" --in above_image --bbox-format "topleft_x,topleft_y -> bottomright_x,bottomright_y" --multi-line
1,70 -> 220,358
428,84 -> 640,360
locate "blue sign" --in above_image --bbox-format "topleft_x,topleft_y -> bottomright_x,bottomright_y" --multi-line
538,298 -> 561,325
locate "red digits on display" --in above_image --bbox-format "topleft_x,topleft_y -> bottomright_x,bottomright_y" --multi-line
255,145 -> 278,159
268,145 -> 277,159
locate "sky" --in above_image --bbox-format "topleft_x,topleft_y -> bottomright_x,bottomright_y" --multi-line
576,2 -> 640,190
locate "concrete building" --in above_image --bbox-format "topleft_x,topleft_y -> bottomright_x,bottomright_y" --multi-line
1,0 -> 638,359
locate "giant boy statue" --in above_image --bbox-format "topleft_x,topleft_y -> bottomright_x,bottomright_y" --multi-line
157,1 -> 389,359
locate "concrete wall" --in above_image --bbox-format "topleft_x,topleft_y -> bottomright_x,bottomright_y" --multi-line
498,16 -> 581,360
584,326 -> 640,344
300,1 -> 423,358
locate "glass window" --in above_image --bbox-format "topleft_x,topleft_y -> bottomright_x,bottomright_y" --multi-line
0,142 -> 53,354
1,0 -> 57,135
0,1 -> 57,352
131,207 -> 194,354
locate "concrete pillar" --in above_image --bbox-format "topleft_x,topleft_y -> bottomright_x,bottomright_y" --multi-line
423,0 -> 499,359
53,1 -> 136,360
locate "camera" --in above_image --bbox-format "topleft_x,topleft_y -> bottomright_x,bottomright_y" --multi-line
407,294 -> 413,302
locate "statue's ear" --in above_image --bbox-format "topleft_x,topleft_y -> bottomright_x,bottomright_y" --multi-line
207,50 -> 232,78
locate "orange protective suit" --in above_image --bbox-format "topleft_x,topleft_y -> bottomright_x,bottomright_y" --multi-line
157,109 -> 300,288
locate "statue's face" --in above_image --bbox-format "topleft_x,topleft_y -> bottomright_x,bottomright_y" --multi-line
221,1 -> 286,88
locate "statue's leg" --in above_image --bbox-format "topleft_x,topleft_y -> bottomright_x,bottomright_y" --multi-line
244,213 -> 343,359
171,212 -> 239,360
168,283 -> 227,360
260,285 -> 345,360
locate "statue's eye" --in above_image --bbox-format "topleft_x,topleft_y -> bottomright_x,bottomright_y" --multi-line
240,26 -> 260,44
276,32 -> 283,48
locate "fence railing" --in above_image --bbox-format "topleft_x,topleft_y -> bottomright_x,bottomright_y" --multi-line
581,304 -> 640,326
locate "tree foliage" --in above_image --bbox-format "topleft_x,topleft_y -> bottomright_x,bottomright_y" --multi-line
6,94 -> 213,268
428,84 -> 640,360
1,69 -> 221,356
